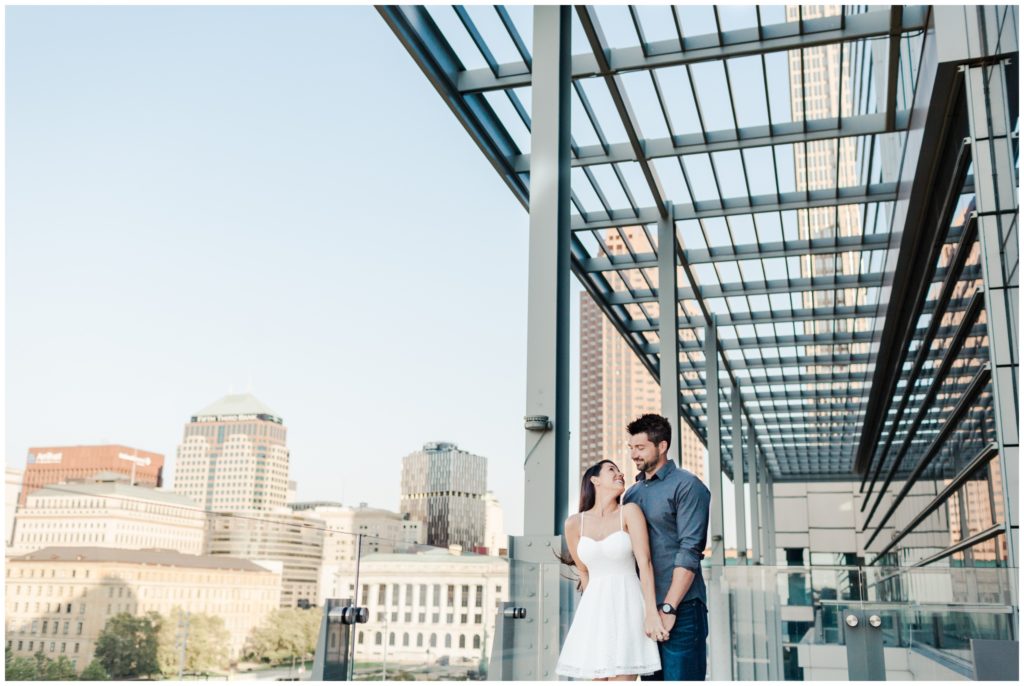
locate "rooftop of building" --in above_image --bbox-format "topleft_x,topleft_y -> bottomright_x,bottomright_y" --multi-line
25,445 -> 164,463
362,548 -> 506,565
289,501 -> 345,511
27,476 -> 200,508
10,546 -> 276,573
191,392 -> 282,424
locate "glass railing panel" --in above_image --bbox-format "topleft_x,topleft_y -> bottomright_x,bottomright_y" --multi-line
708,564 -> 1017,681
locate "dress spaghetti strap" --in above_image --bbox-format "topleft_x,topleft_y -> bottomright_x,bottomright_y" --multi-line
619,504 -> 624,532
580,512 -> 585,537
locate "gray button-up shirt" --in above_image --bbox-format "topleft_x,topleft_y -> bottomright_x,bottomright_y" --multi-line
623,459 -> 710,607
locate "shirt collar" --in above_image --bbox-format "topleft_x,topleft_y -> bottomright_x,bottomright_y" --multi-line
635,459 -> 677,483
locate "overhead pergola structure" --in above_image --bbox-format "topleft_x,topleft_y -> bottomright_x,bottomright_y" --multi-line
380,3 -> 938,483
381,5 -> 1018,680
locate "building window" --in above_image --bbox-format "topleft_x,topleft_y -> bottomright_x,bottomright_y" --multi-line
418,613 -> 426,623
447,585 -> 455,607
389,632 -> 395,646
60,642 -> 66,654
459,635 -> 466,649
391,612 -> 398,623
357,632 -> 364,645
461,585 -> 469,607
475,585 -> 483,607
74,643 -> 79,654
460,615 -> 467,624
473,635 -> 480,650
377,585 -> 386,605
404,612 -> 412,623
444,634 -> 452,648
76,623 -> 82,635
432,585 -> 440,606
446,614 -> 453,624
432,613 -> 439,624
416,634 -> 423,648
41,621 -> 48,634
49,642 -> 55,653
374,632 -> 382,646
474,614 -> 482,624
419,584 -> 427,607
429,634 -> 437,648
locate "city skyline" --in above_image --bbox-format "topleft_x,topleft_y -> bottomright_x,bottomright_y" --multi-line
6,5 -> 533,536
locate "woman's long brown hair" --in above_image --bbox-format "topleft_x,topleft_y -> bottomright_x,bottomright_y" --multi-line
557,460 -> 622,581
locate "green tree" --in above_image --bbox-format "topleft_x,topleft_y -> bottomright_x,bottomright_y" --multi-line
5,649 -> 37,680
79,659 -> 110,681
43,655 -> 78,680
244,608 -> 320,665
4,650 -> 78,681
93,612 -> 161,678
157,607 -> 231,675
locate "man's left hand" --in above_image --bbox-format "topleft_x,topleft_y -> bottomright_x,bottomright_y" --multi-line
658,611 -> 676,636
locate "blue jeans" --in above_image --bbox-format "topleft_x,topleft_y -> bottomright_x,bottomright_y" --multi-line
641,599 -> 708,681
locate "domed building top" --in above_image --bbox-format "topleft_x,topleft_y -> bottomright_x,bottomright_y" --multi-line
191,392 -> 282,424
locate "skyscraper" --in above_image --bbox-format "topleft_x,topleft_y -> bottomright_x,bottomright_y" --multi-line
20,445 -> 164,506
400,442 -> 486,550
579,226 -> 705,486
173,393 -> 290,511
786,5 -> 867,363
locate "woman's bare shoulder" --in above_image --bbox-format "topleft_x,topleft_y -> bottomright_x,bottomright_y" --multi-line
564,513 -> 582,533
623,502 -> 646,523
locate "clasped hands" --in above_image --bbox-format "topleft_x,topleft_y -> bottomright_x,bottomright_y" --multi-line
644,611 -> 675,642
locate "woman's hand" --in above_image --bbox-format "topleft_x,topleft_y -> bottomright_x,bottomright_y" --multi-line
644,612 -> 668,641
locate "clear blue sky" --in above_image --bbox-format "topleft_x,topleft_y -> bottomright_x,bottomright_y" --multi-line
8,5 -> 744,542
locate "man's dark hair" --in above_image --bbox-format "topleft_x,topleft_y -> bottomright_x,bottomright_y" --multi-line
627,413 -> 672,450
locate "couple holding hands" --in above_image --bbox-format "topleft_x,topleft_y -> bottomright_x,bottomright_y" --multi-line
556,414 -> 712,681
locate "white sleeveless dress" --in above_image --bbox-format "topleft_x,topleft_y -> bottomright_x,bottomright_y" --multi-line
555,508 -> 662,679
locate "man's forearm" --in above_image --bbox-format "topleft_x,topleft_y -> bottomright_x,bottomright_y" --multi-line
662,566 -> 696,607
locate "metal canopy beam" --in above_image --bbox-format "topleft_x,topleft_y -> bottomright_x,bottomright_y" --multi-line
582,233 -> 893,272
457,7 -> 930,93
852,49 -> 972,476
514,112 -> 912,171
623,304 -> 882,331
607,271 -> 885,304
572,183 -> 898,231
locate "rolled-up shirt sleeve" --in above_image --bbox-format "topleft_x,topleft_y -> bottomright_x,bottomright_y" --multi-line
673,479 -> 711,572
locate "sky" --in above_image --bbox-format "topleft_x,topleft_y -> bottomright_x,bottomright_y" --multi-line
7,5 -> 746,543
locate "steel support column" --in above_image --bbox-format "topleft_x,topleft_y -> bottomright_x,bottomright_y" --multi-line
764,469 -> 778,566
748,431 -> 762,565
706,317 -> 731,680
763,467 -> 784,680
511,6 -> 571,680
732,384 -> 748,562
707,318 -> 725,566
658,205 -> 682,463
965,58 -> 1019,571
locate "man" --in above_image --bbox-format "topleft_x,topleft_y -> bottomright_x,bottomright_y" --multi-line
622,413 -> 711,681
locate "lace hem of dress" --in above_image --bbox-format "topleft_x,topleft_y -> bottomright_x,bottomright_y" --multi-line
555,663 -> 660,679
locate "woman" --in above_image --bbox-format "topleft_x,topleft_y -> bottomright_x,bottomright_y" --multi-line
556,460 -> 664,681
